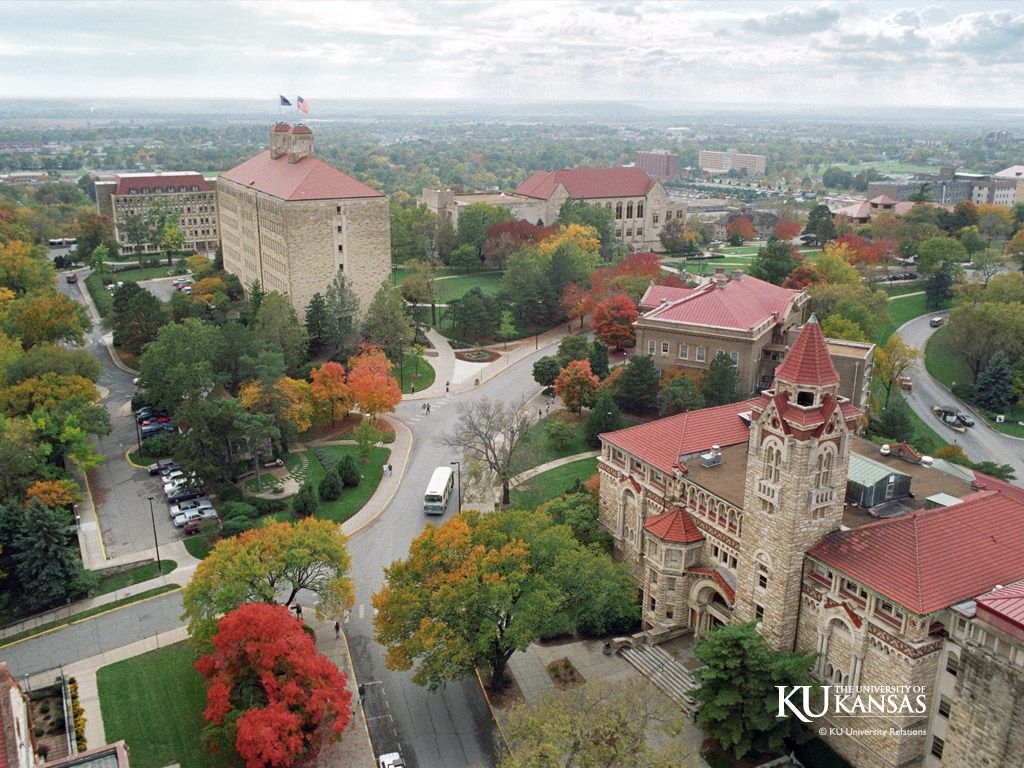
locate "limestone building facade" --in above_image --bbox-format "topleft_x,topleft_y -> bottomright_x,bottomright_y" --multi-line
698,149 -> 767,176
596,318 -> 1024,768
218,123 -> 390,318
95,171 -> 219,254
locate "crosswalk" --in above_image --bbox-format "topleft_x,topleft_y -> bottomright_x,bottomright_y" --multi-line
404,397 -> 451,423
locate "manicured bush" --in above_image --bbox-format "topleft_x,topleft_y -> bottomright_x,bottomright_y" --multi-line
319,468 -> 343,501
335,453 -> 361,488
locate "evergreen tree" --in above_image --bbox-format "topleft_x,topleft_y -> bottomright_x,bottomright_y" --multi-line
557,334 -> 591,367
305,292 -> 328,354
588,339 -> 610,379
613,355 -> 660,414
749,239 -> 801,286
703,352 -> 739,406
585,388 -> 624,447
318,465 -> 343,501
323,272 -> 360,354
976,351 -> 1013,412
802,204 -> 836,245
660,375 -> 705,416
925,262 -> 958,308
292,481 -> 319,518
336,453 -> 362,488
693,623 -> 814,760
11,499 -> 94,612
875,397 -> 914,443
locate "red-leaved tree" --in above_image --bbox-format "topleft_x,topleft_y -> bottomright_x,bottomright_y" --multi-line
592,294 -> 638,350
554,359 -> 600,413
196,603 -> 353,768
775,219 -> 802,241
347,345 -> 402,423
310,361 -> 352,426
726,217 -> 756,243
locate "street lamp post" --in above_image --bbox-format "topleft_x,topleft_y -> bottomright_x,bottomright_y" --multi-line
450,461 -> 462,513
147,496 -> 161,573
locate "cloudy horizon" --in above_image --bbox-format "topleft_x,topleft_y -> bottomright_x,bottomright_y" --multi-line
3,1 -> 1023,109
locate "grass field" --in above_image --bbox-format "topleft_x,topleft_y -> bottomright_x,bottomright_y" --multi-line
433,272 -> 505,302
98,643 -> 214,768
510,457 -> 598,510
518,413 -> 593,467
277,444 -> 389,524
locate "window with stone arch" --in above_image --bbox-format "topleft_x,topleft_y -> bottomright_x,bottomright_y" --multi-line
637,201 -> 644,218
755,551 -> 771,591
625,201 -> 633,219
815,447 -> 835,489
615,202 -> 623,219
621,489 -> 640,549
763,440 -> 782,483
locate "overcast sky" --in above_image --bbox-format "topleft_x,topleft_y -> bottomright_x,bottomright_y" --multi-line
3,1 -> 1023,109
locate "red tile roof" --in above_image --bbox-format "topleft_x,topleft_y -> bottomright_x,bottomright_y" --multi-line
602,399 -> 758,475
976,579 -> 1024,634
808,490 -> 1024,615
688,566 -> 736,601
645,508 -> 704,543
220,151 -> 384,202
638,284 -> 695,312
638,272 -> 800,332
869,195 -> 898,206
773,317 -> 840,387
515,167 -> 656,200
114,172 -> 209,196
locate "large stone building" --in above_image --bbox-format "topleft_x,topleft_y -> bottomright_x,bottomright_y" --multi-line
866,167 -> 1019,207
633,269 -> 875,409
94,171 -> 219,254
218,123 -> 390,317
635,150 -> 678,180
597,318 -> 1024,767
421,166 -> 689,253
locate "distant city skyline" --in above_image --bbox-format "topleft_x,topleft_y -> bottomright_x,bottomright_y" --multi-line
3,1 -> 1024,109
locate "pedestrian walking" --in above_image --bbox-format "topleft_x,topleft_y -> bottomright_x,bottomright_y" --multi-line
334,621 -> 341,639
426,403 -> 431,415
410,383 -> 415,394
445,381 -> 450,393
422,403 -> 426,411
539,409 -> 543,418
387,463 -> 393,476
382,462 -> 390,476
545,402 -> 550,415
358,684 -> 366,704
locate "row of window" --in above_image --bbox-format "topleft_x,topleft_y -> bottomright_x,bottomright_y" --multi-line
605,201 -> 644,220
615,227 -> 643,238
127,184 -> 203,194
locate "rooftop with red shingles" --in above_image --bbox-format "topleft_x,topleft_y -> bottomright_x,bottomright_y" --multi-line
515,166 -> 656,200
976,579 -> 1024,635
638,273 -> 800,333
773,316 -> 840,387
113,172 -> 210,196
220,151 -> 383,202
808,490 -> 1024,615
645,508 -> 704,543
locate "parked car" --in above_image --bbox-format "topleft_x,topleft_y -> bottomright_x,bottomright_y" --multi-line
65,273 -> 77,284
159,463 -> 182,478
161,470 -> 186,489
172,277 -> 190,286
166,486 -> 203,503
170,498 -> 213,518
899,376 -> 913,391
956,413 -> 975,427
141,422 -> 175,439
136,407 -> 169,424
147,458 -> 177,476
929,316 -> 944,328
164,473 -> 201,495
173,507 -> 218,527
183,517 -> 220,536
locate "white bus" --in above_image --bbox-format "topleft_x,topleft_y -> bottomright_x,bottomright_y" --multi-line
423,466 -> 454,514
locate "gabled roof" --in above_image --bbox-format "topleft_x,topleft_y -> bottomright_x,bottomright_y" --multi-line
515,166 -> 656,201
114,172 -> 209,195
773,316 -> 840,387
220,151 -> 384,202
602,399 -> 759,475
645,508 -> 704,543
869,194 -> 898,206
976,580 -> 1024,634
994,165 -> 1024,179
638,272 -> 800,332
808,490 -> 1024,615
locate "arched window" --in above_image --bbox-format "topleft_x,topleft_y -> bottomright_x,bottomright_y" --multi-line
637,202 -> 644,218
764,442 -> 781,483
815,450 -> 834,489
615,202 -> 623,219
756,552 -> 770,591
626,201 -> 634,219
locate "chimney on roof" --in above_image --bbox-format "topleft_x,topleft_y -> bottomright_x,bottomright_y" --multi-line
714,267 -> 727,288
732,269 -> 743,281
270,123 -> 291,160
287,125 -> 314,164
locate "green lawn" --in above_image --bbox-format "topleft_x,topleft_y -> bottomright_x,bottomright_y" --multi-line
433,272 -> 505,303
399,350 -> 436,394
277,444 -> 389,524
96,560 -> 176,593
98,643 -> 214,768
518,415 -> 593,467
510,457 -> 598,510
876,293 -> 949,345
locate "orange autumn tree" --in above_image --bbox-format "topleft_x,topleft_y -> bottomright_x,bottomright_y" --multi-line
274,377 -> 314,434
24,479 -> 81,509
196,603 -> 353,768
591,294 -> 638,350
554,359 -> 600,413
775,219 -> 802,241
347,346 -> 401,422
726,216 -> 756,244
310,362 -> 353,426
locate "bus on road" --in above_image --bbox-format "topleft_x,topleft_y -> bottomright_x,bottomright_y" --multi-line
423,466 -> 454,514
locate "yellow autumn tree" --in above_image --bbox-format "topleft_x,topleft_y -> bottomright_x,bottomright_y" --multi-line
274,376 -> 314,434
537,223 -> 600,258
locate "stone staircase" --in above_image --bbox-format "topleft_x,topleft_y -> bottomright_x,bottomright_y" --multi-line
619,643 -> 699,715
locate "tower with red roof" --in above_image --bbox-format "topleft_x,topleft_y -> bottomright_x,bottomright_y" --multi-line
734,315 -> 862,650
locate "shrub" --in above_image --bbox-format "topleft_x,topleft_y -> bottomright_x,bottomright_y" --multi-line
336,453 -> 361,488
544,420 -> 575,450
291,481 -> 318,518
249,496 -> 288,516
34,725 -> 44,738
319,468 -> 343,501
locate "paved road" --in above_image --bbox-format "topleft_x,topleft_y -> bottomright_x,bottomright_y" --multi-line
897,312 -> 1024,485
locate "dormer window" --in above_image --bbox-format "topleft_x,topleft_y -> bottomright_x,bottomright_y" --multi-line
796,390 -> 814,407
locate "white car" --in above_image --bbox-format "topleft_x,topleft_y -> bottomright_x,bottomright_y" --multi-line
164,473 -> 200,495
169,498 -> 213,518
173,507 -> 218,528
378,754 -> 405,768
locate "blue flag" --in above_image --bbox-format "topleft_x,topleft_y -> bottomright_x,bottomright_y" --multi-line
279,95 -> 292,106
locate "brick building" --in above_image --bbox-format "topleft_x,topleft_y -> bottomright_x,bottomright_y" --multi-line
698,149 -> 767,176
597,318 -> 1024,767
218,123 -> 390,318
94,171 -> 218,254
635,150 -> 679,180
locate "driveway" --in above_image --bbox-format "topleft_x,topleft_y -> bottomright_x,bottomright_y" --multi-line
896,312 -> 1024,485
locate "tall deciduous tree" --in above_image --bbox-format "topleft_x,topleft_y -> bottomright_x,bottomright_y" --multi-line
693,622 -> 814,760
499,681 -> 694,768
4,291 -> 91,349
182,518 -> 354,645
196,603 -> 352,768
252,292 -> 308,371
456,202 -> 514,258
874,336 -> 919,408
554,359 -> 599,413
802,204 -> 835,245
347,346 -> 402,422
441,397 -> 533,506
362,283 -> 414,361
310,362 -> 352,426
660,374 -> 705,416
749,239 -> 800,286
725,216 -> 756,245
373,508 -> 638,691
591,294 -> 638,350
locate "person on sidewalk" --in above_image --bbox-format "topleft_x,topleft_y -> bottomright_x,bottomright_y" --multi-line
334,620 -> 341,639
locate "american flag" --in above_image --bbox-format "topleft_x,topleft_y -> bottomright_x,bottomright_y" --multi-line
297,96 -> 310,114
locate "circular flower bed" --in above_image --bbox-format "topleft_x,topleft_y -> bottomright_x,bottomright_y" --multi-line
455,349 -> 500,363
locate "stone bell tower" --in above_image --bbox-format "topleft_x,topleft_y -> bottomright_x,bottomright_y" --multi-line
733,316 -> 861,650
